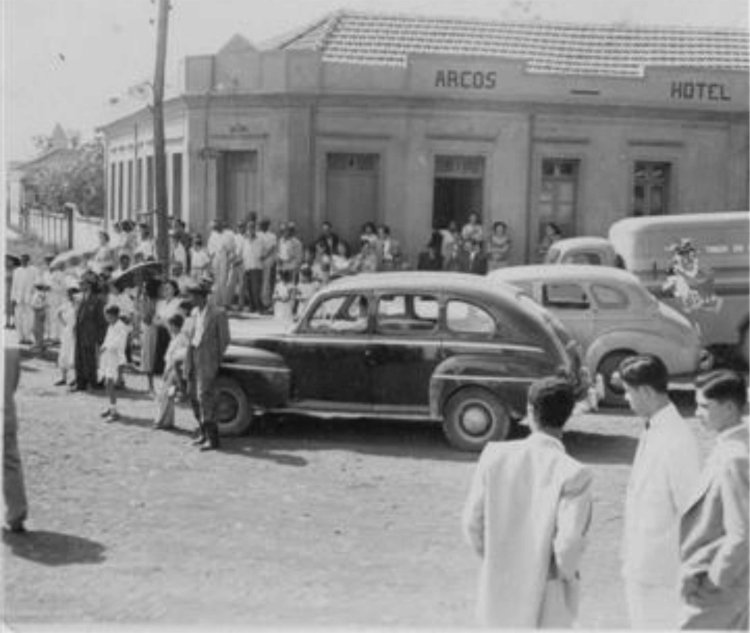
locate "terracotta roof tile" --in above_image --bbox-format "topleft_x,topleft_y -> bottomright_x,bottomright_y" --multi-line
276,11 -> 749,77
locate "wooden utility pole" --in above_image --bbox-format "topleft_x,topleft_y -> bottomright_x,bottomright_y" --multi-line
152,0 -> 170,263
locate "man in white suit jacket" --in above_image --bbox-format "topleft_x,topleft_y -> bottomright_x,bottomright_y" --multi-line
618,354 -> 702,629
462,377 -> 593,628
679,370 -> 748,629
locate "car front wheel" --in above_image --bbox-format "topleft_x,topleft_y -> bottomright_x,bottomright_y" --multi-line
442,387 -> 510,452
214,375 -> 252,437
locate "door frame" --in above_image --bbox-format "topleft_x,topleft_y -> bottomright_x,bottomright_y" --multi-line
315,137 -> 389,236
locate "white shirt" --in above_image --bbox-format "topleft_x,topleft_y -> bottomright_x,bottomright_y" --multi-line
259,231 -> 277,268
622,402 -> 702,585
191,305 -> 208,346
241,235 -> 264,270
11,265 -> 37,304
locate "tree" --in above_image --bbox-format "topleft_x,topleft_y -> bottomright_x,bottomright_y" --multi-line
22,138 -> 105,216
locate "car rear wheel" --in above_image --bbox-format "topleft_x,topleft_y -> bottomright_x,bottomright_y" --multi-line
442,388 -> 510,452
214,375 -> 252,437
597,350 -> 635,408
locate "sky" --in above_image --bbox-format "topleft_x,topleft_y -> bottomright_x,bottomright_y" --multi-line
3,0 -> 749,162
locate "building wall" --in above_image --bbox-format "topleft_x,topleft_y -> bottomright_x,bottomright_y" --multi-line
102,47 -> 749,262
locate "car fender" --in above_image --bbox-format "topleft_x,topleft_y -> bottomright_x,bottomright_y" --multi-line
220,344 -> 290,409
585,330 -> 668,374
428,352 -> 551,421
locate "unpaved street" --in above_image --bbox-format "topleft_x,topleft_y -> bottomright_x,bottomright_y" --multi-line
4,342 -> 711,628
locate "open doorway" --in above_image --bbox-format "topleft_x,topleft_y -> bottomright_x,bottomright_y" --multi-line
432,155 -> 485,229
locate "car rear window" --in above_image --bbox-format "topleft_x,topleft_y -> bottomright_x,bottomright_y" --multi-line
446,300 -> 495,335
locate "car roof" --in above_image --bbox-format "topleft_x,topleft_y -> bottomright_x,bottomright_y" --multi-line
550,236 -> 613,249
489,264 -> 641,285
610,211 -> 748,236
324,271 -> 519,298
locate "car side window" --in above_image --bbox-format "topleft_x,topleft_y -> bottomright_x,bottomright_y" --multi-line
446,300 -> 496,336
564,252 -> 602,265
542,283 -> 590,310
590,284 -> 629,309
376,294 -> 438,335
305,294 -> 369,334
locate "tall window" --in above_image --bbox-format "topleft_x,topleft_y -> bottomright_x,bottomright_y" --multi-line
172,153 -> 183,219
109,163 -> 116,219
117,162 -> 124,220
146,156 -> 154,211
136,157 -> 143,211
127,160 -> 134,216
538,158 -> 579,238
633,161 -> 671,216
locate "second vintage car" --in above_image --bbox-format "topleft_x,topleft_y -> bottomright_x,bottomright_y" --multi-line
212,272 -> 586,451
488,265 -> 703,406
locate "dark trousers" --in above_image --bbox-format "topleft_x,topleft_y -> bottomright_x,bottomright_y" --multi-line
244,269 -> 263,313
189,371 -> 219,447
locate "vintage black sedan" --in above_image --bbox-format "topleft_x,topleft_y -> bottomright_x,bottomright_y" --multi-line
214,272 -> 585,451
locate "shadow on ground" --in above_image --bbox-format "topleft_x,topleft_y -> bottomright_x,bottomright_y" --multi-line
226,415 -> 484,463
564,430 -> 638,465
3,529 -> 106,566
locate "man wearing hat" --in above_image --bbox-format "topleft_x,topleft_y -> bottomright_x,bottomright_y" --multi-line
184,276 -> 230,451
10,254 -> 37,344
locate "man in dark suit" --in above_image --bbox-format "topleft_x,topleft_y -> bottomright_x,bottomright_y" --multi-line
185,277 -> 231,451
459,239 -> 488,275
315,221 -> 340,256
679,370 -> 748,629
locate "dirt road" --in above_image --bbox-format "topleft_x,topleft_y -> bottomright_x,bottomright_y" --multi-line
3,347 -> 711,628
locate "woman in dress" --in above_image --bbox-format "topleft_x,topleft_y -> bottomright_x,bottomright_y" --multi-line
153,313 -> 189,430
461,212 -> 484,243
537,222 -> 563,262
54,285 -> 79,386
92,231 -> 117,274
330,241 -> 352,278
487,221 -> 512,270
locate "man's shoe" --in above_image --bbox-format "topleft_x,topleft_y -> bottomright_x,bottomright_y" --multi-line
53,379 -> 66,386
199,442 -> 218,452
100,408 -> 112,418
108,411 -> 120,422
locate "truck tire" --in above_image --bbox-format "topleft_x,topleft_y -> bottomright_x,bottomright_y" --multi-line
442,387 -> 510,452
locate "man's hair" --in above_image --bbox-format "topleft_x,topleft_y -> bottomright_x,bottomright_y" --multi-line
695,370 -> 747,409
167,313 -> 184,330
617,354 -> 669,393
527,377 -> 576,429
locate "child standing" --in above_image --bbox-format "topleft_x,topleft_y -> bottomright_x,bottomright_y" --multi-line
272,269 -> 295,323
98,305 -> 129,421
153,313 -> 189,430
30,282 -> 50,353
54,286 -> 79,386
